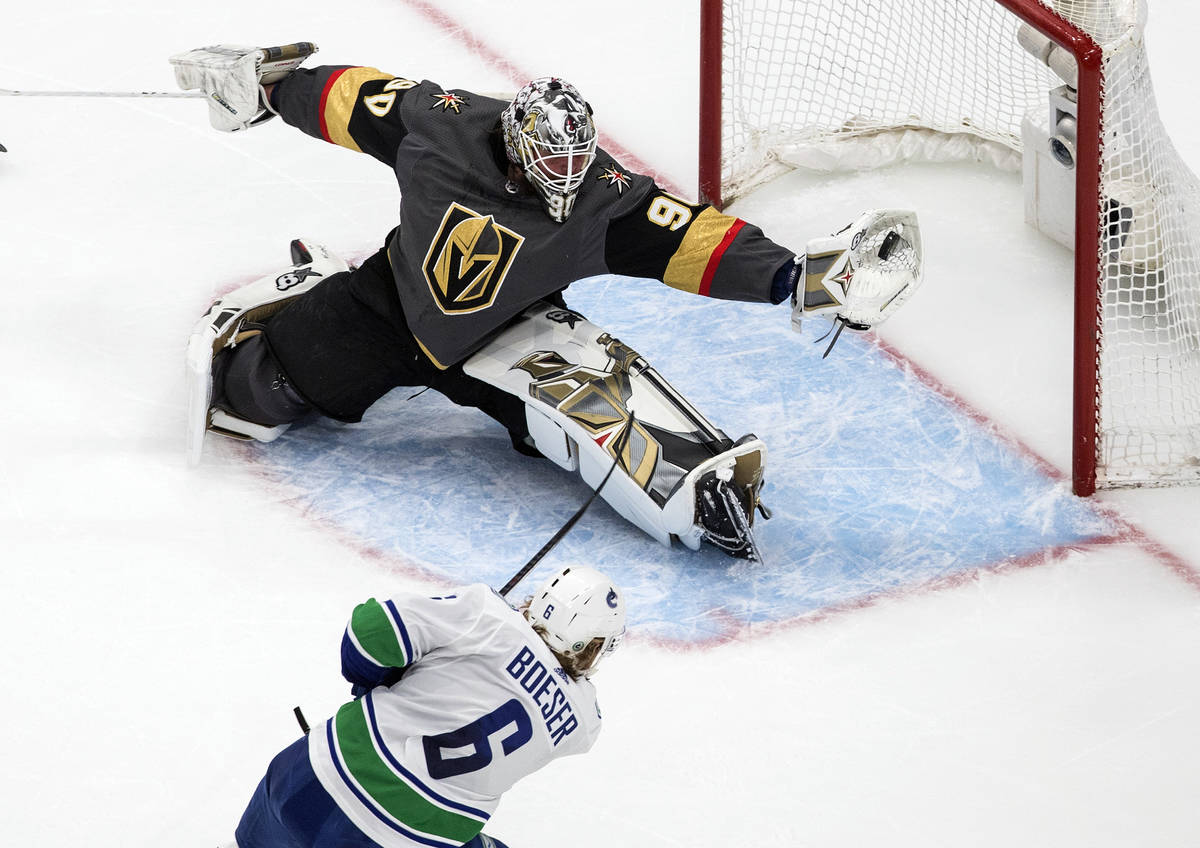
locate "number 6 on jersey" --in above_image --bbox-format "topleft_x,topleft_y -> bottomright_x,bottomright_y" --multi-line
423,699 -> 534,779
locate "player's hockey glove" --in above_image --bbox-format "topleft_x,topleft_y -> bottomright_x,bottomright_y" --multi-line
790,209 -> 923,356
169,42 -> 318,131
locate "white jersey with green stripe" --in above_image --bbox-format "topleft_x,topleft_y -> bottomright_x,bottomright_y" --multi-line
308,584 -> 602,848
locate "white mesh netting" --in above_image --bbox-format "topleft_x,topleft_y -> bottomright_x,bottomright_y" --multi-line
718,0 -> 1200,488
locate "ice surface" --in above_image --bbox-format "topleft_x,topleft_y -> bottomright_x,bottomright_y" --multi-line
2,1 -> 1198,847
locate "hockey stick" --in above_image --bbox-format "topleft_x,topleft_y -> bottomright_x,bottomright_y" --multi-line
1,88 -> 516,99
499,414 -> 634,598
0,88 -> 204,98
290,426 -> 628,739
293,706 -> 310,735
293,423 -> 627,724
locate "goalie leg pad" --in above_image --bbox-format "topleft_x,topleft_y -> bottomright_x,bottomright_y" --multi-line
216,331 -> 311,426
464,303 -> 769,558
186,239 -> 348,465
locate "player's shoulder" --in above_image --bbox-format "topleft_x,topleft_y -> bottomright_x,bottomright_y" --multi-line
464,582 -> 517,610
586,148 -> 655,213
426,582 -> 510,610
441,583 -> 528,630
398,79 -> 506,132
381,582 -> 504,623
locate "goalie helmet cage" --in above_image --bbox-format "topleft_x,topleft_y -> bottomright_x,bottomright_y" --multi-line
699,0 -> 1200,496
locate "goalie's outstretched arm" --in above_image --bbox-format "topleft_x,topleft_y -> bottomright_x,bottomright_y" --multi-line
603,185 -> 923,341
603,185 -> 794,304
267,66 -> 419,165
169,43 -> 417,166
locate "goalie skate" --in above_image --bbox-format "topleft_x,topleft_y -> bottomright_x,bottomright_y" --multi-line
696,469 -> 766,561
185,239 -> 349,465
465,303 -> 769,558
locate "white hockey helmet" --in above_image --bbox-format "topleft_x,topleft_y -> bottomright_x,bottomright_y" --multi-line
527,565 -> 625,676
501,77 -> 597,223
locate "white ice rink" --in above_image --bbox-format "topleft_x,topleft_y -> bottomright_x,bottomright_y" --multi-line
2,1 -> 1199,846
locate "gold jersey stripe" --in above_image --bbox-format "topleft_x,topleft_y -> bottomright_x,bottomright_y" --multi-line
321,67 -> 394,153
662,207 -> 740,295
413,333 -> 451,370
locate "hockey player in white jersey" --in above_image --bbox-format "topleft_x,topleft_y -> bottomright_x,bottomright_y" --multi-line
228,566 -> 625,848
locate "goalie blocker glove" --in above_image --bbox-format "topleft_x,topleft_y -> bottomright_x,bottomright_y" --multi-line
169,42 -> 318,131
790,209 -> 923,353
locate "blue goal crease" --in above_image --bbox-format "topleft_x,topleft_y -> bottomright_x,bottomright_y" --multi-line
241,274 -> 1113,644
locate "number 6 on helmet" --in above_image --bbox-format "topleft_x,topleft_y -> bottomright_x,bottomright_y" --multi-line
792,208 -> 924,333
525,566 -> 626,679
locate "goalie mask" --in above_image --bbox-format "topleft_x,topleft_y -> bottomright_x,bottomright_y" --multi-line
526,565 -> 625,677
502,77 -> 597,223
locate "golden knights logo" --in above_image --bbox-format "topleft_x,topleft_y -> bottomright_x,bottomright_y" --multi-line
429,91 -> 468,113
597,165 -> 630,193
422,202 -> 525,315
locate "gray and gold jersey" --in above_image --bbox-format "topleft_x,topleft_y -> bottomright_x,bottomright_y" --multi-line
273,66 -> 793,366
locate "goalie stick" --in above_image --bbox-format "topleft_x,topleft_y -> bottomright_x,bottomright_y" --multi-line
2,87 -> 516,99
0,88 -> 204,98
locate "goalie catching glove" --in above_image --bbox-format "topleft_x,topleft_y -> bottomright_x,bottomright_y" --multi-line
790,209 -> 923,353
169,42 -> 318,131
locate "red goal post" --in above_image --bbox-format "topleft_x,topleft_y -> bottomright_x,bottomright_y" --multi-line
699,0 -> 1200,496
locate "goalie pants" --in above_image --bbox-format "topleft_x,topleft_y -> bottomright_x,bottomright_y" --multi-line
224,237 -> 532,443
235,735 -> 503,848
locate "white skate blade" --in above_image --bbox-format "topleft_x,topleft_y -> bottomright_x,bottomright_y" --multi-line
209,410 -> 289,442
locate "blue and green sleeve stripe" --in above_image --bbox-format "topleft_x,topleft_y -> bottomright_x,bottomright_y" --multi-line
341,598 -> 415,689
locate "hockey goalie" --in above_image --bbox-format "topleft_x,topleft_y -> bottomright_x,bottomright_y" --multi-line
177,43 -> 923,560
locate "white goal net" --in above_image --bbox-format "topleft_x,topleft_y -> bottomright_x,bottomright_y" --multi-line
706,0 -> 1200,492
